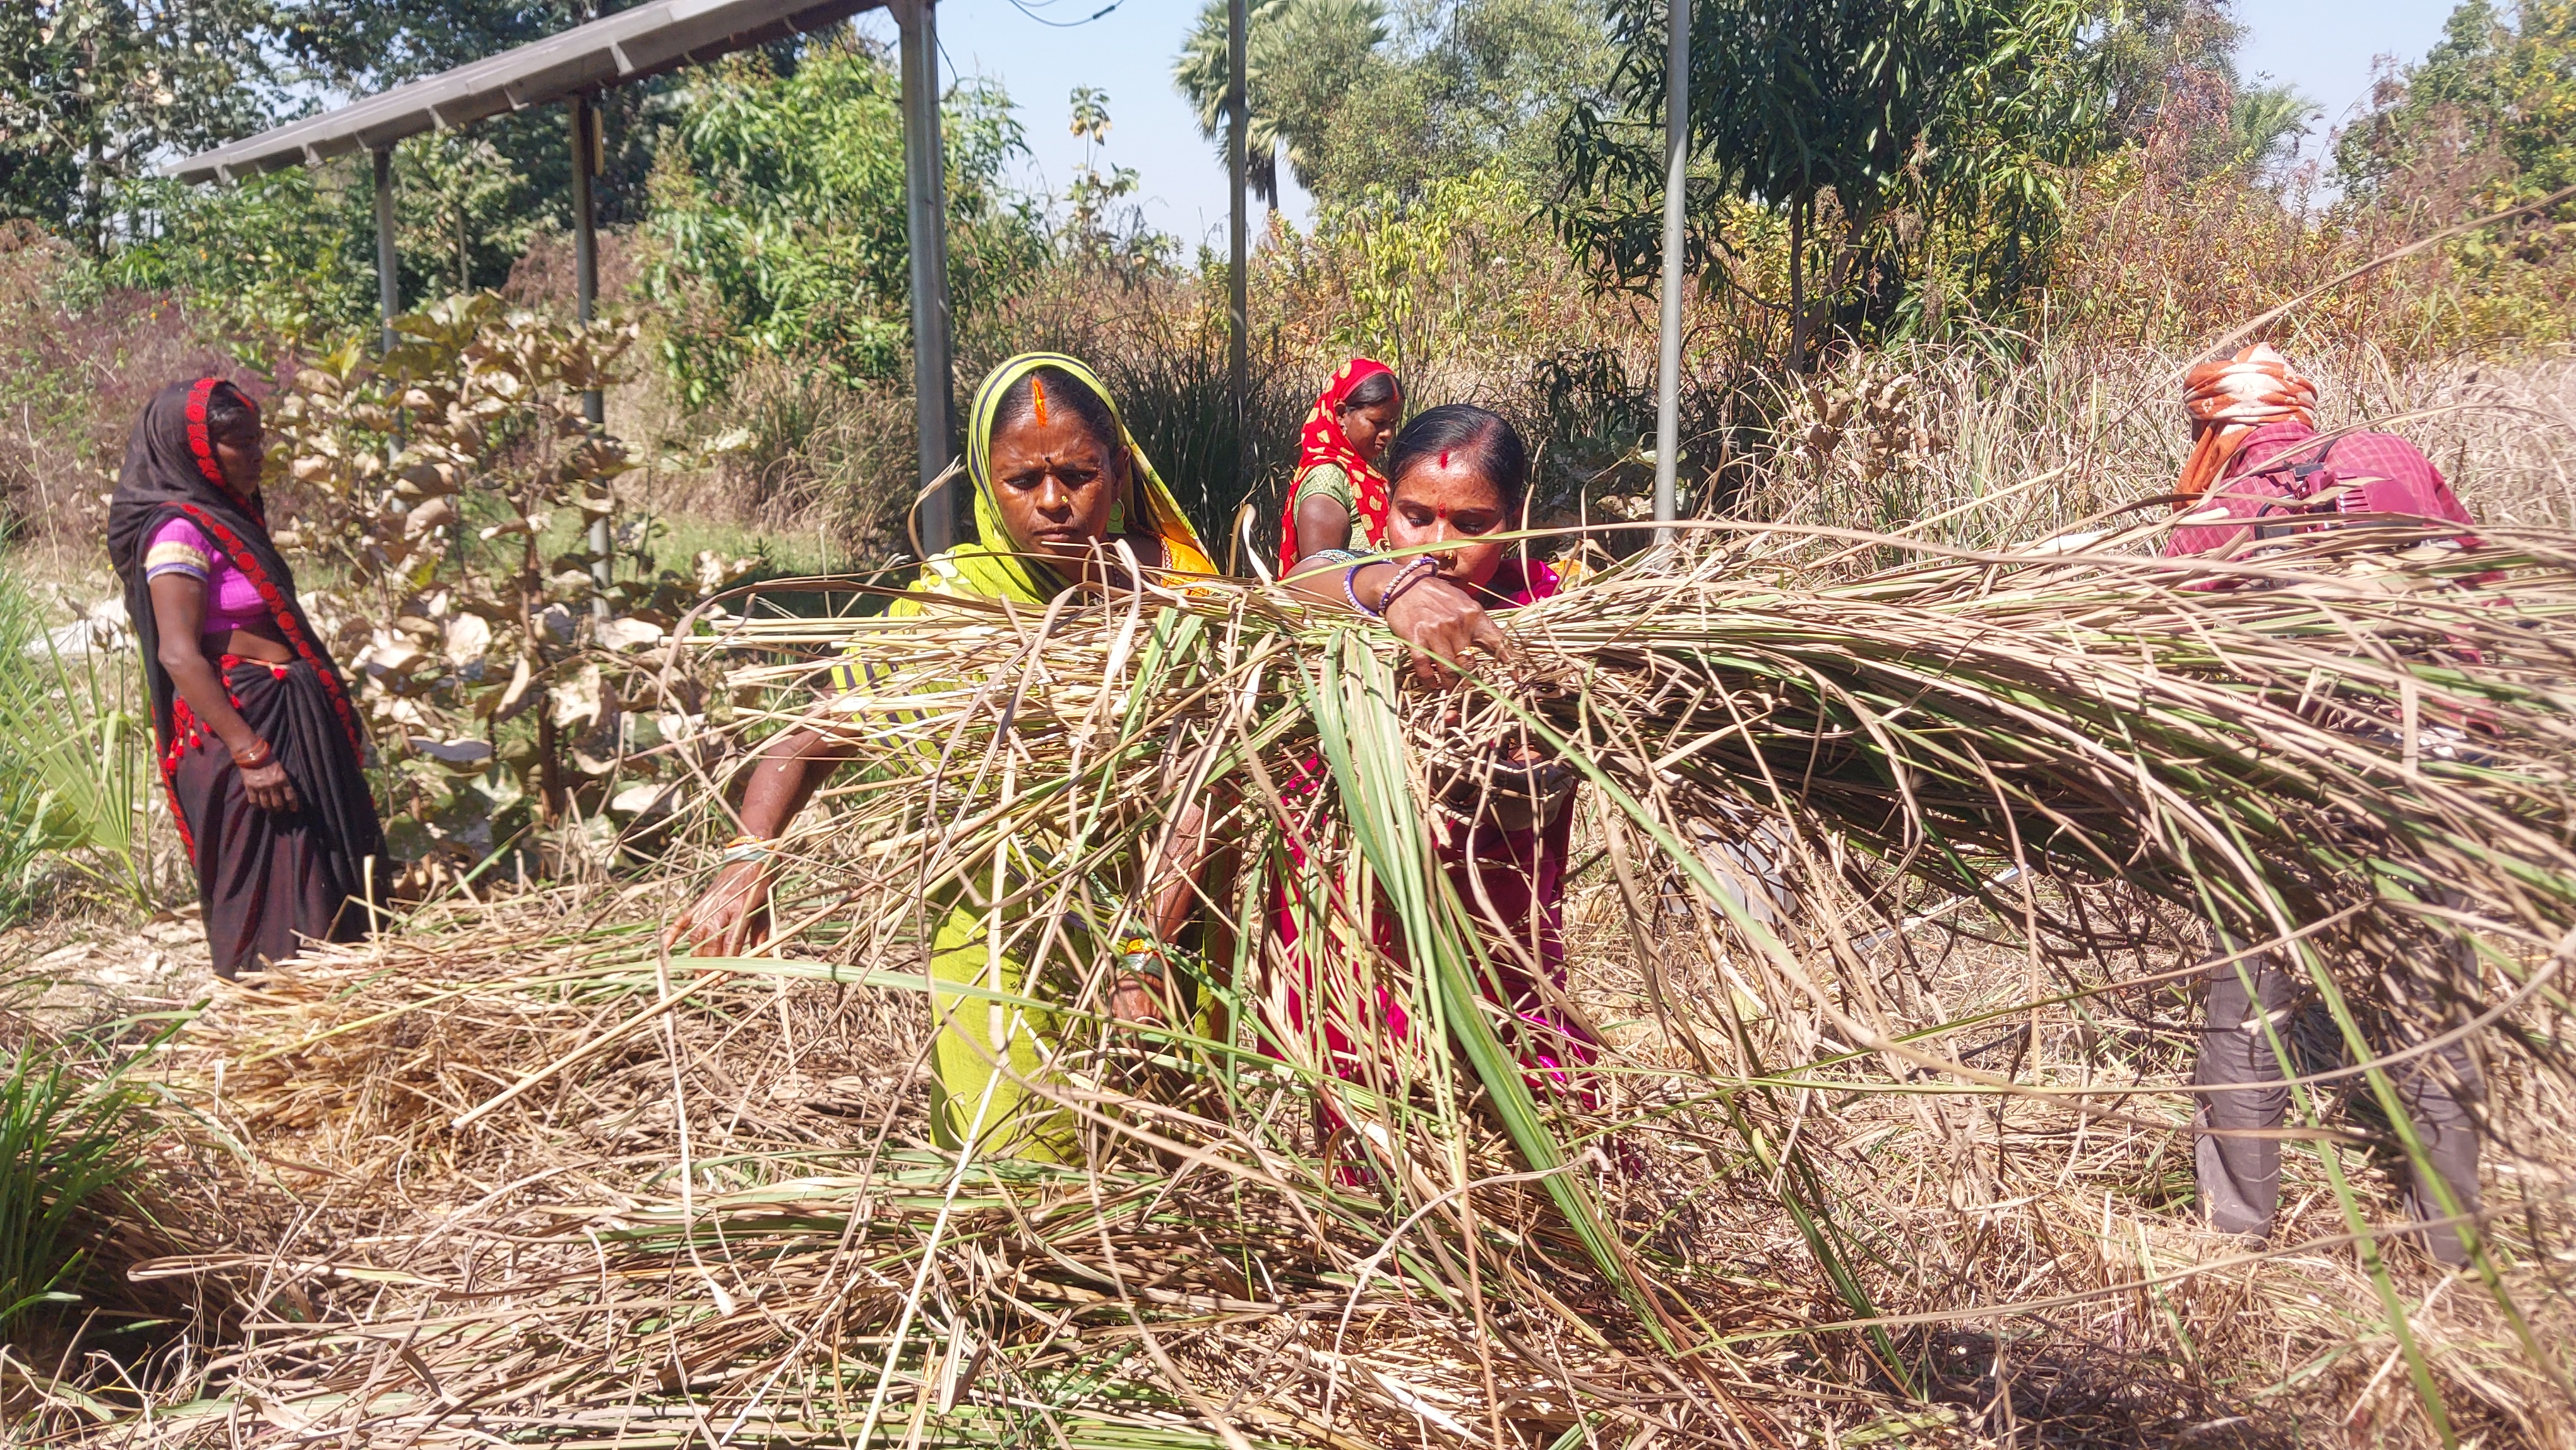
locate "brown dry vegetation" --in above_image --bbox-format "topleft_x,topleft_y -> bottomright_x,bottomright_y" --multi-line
9,121 -> 2576,1450
27,866 -> 2566,1445
11,501 -> 2576,1447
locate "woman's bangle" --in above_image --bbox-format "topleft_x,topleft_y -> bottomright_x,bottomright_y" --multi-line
722,834 -> 778,866
1377,556 -> 1442,613
1342,563 -> 1382,619
230,738 -> 274,770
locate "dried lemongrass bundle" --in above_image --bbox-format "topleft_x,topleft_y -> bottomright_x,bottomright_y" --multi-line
108,517 -> 2576,1447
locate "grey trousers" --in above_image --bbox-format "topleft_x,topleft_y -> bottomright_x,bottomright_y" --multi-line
2192,940 -> 2484,1264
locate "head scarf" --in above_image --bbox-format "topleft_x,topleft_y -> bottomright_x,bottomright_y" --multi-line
106,379 -> 366,818
2178,344 -> 2319,501
1278,357 -> 1398,574
927,352 -> 1215,607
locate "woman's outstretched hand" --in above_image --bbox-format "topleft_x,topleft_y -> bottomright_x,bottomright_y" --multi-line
1383,574 -> 1511,684
666,861 -> 774,956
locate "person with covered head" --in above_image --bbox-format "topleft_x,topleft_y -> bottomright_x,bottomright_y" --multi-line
107,378 -> 389,978
667,354 -> 1216,1159
1278,357 -> 1404,572
2168,344 -> 2487,1264
1277,403 -> 1597,1144
2169,342 -> 2475,554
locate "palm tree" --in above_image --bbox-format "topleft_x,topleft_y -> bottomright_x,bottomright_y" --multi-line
2230,81 -> 2321,174
1171,0 -> 1389,206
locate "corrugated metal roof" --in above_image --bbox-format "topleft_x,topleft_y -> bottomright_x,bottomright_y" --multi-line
165,0 -> 882,183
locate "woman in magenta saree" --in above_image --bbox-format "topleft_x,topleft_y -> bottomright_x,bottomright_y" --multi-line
1271,405 -> 1595,1147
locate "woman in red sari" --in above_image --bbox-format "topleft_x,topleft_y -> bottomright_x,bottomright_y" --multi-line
1277,358 -> 1403,572
106,379 -> 388,978
1277,405 -> 1592,1135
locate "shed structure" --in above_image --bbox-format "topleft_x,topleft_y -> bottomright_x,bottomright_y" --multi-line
163,0 -> 966,554
167,0 -> 1691,559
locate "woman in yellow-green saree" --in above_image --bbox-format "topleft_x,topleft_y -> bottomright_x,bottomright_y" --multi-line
668,353 -> 1215,1159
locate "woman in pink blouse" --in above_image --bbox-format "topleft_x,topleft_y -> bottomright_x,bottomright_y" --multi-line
105,379 -> 386,977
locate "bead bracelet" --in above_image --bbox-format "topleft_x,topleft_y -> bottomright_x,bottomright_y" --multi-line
1340,562 -> 1381,618
1376,556 -> 1443,613
1342,555 -> 1441,619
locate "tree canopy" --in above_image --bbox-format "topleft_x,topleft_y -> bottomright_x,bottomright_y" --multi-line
642,39 -> 1038,405
1172,0 -> 1616,208
0,0 -> 284,250
1554,0 -> 2110,359
1172,0 -> 1392,205
2337,0 -> 2576,206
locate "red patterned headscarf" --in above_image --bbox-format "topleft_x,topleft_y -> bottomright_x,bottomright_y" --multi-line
1278,357 -> 1398,574
2178,344 -> 2318,501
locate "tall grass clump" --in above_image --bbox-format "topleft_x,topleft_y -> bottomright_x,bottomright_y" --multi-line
687,358 -> 918,552
0,608 -> 54,927
0,578 -> 163,921
0,1018 -> 157,1334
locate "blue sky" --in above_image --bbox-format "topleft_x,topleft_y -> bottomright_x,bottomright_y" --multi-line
857,0 -> 2462,238
2236,0 -> 2457,166
852,0 -> 1287,250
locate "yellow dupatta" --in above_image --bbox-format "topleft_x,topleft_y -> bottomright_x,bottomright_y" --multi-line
907,352 -> 1215,608
880,354 -> 1217,1158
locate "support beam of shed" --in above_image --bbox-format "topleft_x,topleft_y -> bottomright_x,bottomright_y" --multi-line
1227,0 -> 1248,514
571,92 -> 612,608
372,148 -> 399,353
896,0 -> 957,557
1652,0 -> 1690,542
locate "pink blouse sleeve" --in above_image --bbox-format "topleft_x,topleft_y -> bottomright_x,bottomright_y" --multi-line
144,516 -> 215,583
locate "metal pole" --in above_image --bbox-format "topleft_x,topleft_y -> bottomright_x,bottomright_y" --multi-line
1227,0 -> 1248,513
898,0 -> 958,556
1651,0 -> 1691,545
372,147 -> 399,354
571,92 -> 611,608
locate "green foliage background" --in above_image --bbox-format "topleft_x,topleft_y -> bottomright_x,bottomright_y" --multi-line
5,0 -> 2573,554
643,40 -> 1042,406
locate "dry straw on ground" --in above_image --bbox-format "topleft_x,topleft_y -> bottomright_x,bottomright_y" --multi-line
16,484 -> 2572,1449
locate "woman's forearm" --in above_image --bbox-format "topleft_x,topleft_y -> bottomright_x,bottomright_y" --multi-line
1148,799 -> 1210,942
734,727 -> 859,839
1284,556 -> 1400,613
1284,556 -> 1506,683
160,650 -> 263,754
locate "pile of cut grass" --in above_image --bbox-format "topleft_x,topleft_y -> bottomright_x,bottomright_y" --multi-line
37,507 -> 2576,1447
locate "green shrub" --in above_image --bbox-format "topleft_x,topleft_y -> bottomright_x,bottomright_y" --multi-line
0,577 -> 162,923
642,39 -> 1043,407
0,1025 -> 155,1333
108,167 -> 380,347
701,358 -> 919,559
